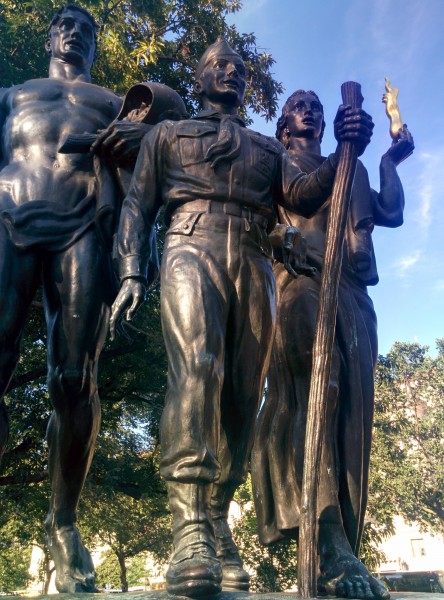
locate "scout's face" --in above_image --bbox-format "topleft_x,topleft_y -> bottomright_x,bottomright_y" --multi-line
196,55 -> 247,108
47,8 -> 96,69
285,93 -> 325,140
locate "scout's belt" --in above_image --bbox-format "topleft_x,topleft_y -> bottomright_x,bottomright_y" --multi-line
171,200 -> 272,231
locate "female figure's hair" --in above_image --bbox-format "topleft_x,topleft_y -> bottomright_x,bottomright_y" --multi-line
276,89 -> 325,148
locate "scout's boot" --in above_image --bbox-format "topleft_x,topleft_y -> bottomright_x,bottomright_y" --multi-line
210,484 -> 250,591
166,482 -> 222,598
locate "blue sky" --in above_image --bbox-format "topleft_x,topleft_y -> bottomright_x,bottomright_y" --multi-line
228,0 -> 444,356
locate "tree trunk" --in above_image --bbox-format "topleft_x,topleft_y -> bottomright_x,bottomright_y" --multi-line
41,546 -> 54,595
117,551 -> 128,592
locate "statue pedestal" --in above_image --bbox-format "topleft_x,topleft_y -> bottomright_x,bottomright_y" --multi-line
2,592 -> 440,600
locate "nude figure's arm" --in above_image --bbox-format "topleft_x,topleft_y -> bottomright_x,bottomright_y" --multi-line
372,125 -> 414,227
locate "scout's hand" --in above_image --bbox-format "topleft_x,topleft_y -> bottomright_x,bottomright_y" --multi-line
383,124 -> 414,166
334,105 -> 374,156
109,278 -> 146,341
92,121 -> 151,166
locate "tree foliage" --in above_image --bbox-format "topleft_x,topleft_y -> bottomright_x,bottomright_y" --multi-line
232,477 -> 298,593
0,535 -> 32,593
0,0 -> 283,121
367,340 -> 444,547
96,550 -> 154,590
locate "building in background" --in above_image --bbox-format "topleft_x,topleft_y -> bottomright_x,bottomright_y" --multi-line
378,516 -> 444,593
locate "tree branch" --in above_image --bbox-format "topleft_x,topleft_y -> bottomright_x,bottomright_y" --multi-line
6,340 -> 152,393
0,470 -> 48,486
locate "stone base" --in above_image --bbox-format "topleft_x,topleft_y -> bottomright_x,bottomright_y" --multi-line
2,592 -> 442,600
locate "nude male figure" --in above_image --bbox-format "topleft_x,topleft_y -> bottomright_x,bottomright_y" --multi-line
0,4 -> 122,592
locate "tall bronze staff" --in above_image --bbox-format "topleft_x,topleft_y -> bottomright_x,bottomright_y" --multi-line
298,81 -> 363,599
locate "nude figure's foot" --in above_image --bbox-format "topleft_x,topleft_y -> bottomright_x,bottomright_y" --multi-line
46,524 -> 99,593
318,551 -> 390,600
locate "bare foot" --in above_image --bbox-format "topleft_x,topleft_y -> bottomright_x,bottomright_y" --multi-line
318,551 -> 390,600
46,524 -> 99,593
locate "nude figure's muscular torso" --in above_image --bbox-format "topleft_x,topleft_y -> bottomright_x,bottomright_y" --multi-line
0,78 -> 118,207
0,5 -> 122,593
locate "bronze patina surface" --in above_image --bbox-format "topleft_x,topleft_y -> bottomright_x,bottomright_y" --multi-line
0,4 -> 155,594
110,38 -> 373,599
251,89 -> 414,600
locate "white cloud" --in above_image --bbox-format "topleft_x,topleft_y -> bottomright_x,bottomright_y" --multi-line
362,0 -> 430,80
393,251 -> 422,277
410,148 -> 444,239
338,0 -> 425,82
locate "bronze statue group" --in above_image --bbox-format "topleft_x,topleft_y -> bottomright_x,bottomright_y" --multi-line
0,4 -> 414,599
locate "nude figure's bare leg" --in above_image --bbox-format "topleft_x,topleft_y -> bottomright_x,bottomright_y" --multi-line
43,231 -> 112,593
0,223 -> 41,464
